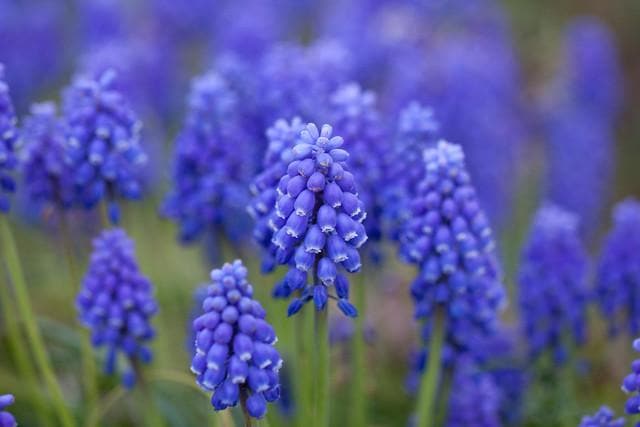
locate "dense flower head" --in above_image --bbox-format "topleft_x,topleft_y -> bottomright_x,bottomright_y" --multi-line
446,357 -> 502,427
329,83 -> 386,253
249,117 -> 305,272
190,260 -> 282,419
269,123 -> 367,316
597,198 -> 640,336
21,101 -> 73,211
163,70 -> 255,243
383,101 -> 440,240
76,228 -> 158,388
0,65 -> 18,213
623,338 -> 640,416
518,204 -> 588,362
399,140 -> 505,350
63,69 -> 147,224
258,40 -> 352,124
0,395 -> 16,427
579,406 -> 625,427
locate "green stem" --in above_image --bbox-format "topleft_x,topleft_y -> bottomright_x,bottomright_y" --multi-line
0,267 -> 51,426
350,274 -> 366,427
295,305 -> 314,427
415,309 -> 446,427
240,390 -> 254,427
434,366 -> 454,426
62,215 -> 99,422
0,217 -> 76,427
133,360 -> 166,427
313,307 -> 330,427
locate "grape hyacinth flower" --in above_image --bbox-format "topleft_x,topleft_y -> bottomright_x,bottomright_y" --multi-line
329,83 -> 386,257
0,64 -> 18,213
623,338 -> 640,417
268,123 -> 368,316
190,260 -> 282,419
597,199 -> 640,336
383,101 -> 439,240
399,140 -> 505,351
163,70 -> 254,244
543,18 -> 621,231
446,357 -> 502,427
0,395 -> 16,427
76,228 -> 158,388
518,205 -> 588,362
248,117 -> 305,273
63,69 -> 147,224
21,101 -> 73,211
579,406 -> 624,427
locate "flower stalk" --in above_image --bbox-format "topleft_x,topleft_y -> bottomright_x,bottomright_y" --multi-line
415,309 -> 446,427
350,273 -> 366,427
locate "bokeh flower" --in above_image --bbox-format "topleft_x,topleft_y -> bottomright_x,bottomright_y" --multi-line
518,204 -> 588,362
383,101 -> 439,240
0,395 -> 16,427
623,338 -> 640,416
62,69 -> 147,224
579,406 -> 624,427
597,198 -> 640,336
249,117 -> 305,273
76,228 -> 158,388
399,140 -> 505,352
20,101 -> 73,211
190,260 -> 281,419
268,123 -> 367,316
163,70 -> 254,244
0,64 -> 18,213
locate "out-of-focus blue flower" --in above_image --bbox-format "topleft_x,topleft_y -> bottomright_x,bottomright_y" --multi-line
623,338 -> 640,416
543,17 -> 621,231
76,228 -> 158,388
383,101 -> 439,240
329,83 -> 386,257
0,65 -> 18,213
163,70 -> 255,243
268,123 -> 367,316
190,260 -> 282,419
249,117 -> 305,273
0,2 -> 65,109
597,199 -> 640,336
20,102 -> 73,212
446,357 -> 502,427
400,140 -> 505,352
151,0 -> 216,41
579,406 -> 625,427
0,394 -> 16,427
78,0 -> 127,47
258,40 -> 353,124
62,69 -> 147,224
518,205 -> 588,363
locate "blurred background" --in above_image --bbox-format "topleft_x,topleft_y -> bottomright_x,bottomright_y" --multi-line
1,0 -> 639,426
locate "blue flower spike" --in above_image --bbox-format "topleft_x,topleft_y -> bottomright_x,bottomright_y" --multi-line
191,260 -> 282,419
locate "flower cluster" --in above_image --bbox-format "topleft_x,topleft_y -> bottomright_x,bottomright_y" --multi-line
63,69 -> 147,224
446,357 -> 502,427
383,101 -> 439,240
258,40 -> 352,124
544,18 -> 621,231
579,406 -> 624,427
0,395 -> 16,427
269,123 -> 367,316
329,83 -> 386,254
623,338 -> 640,416
190,260 -> 281,419
249,117 -> 305,273
518,205 -> 588,362
163,70 -> 254,243
597,199 -> 640,336
20,101 -> 73,211
399,140 -> 505,351
0,64 -> 18,213
76,228 -> 158,388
